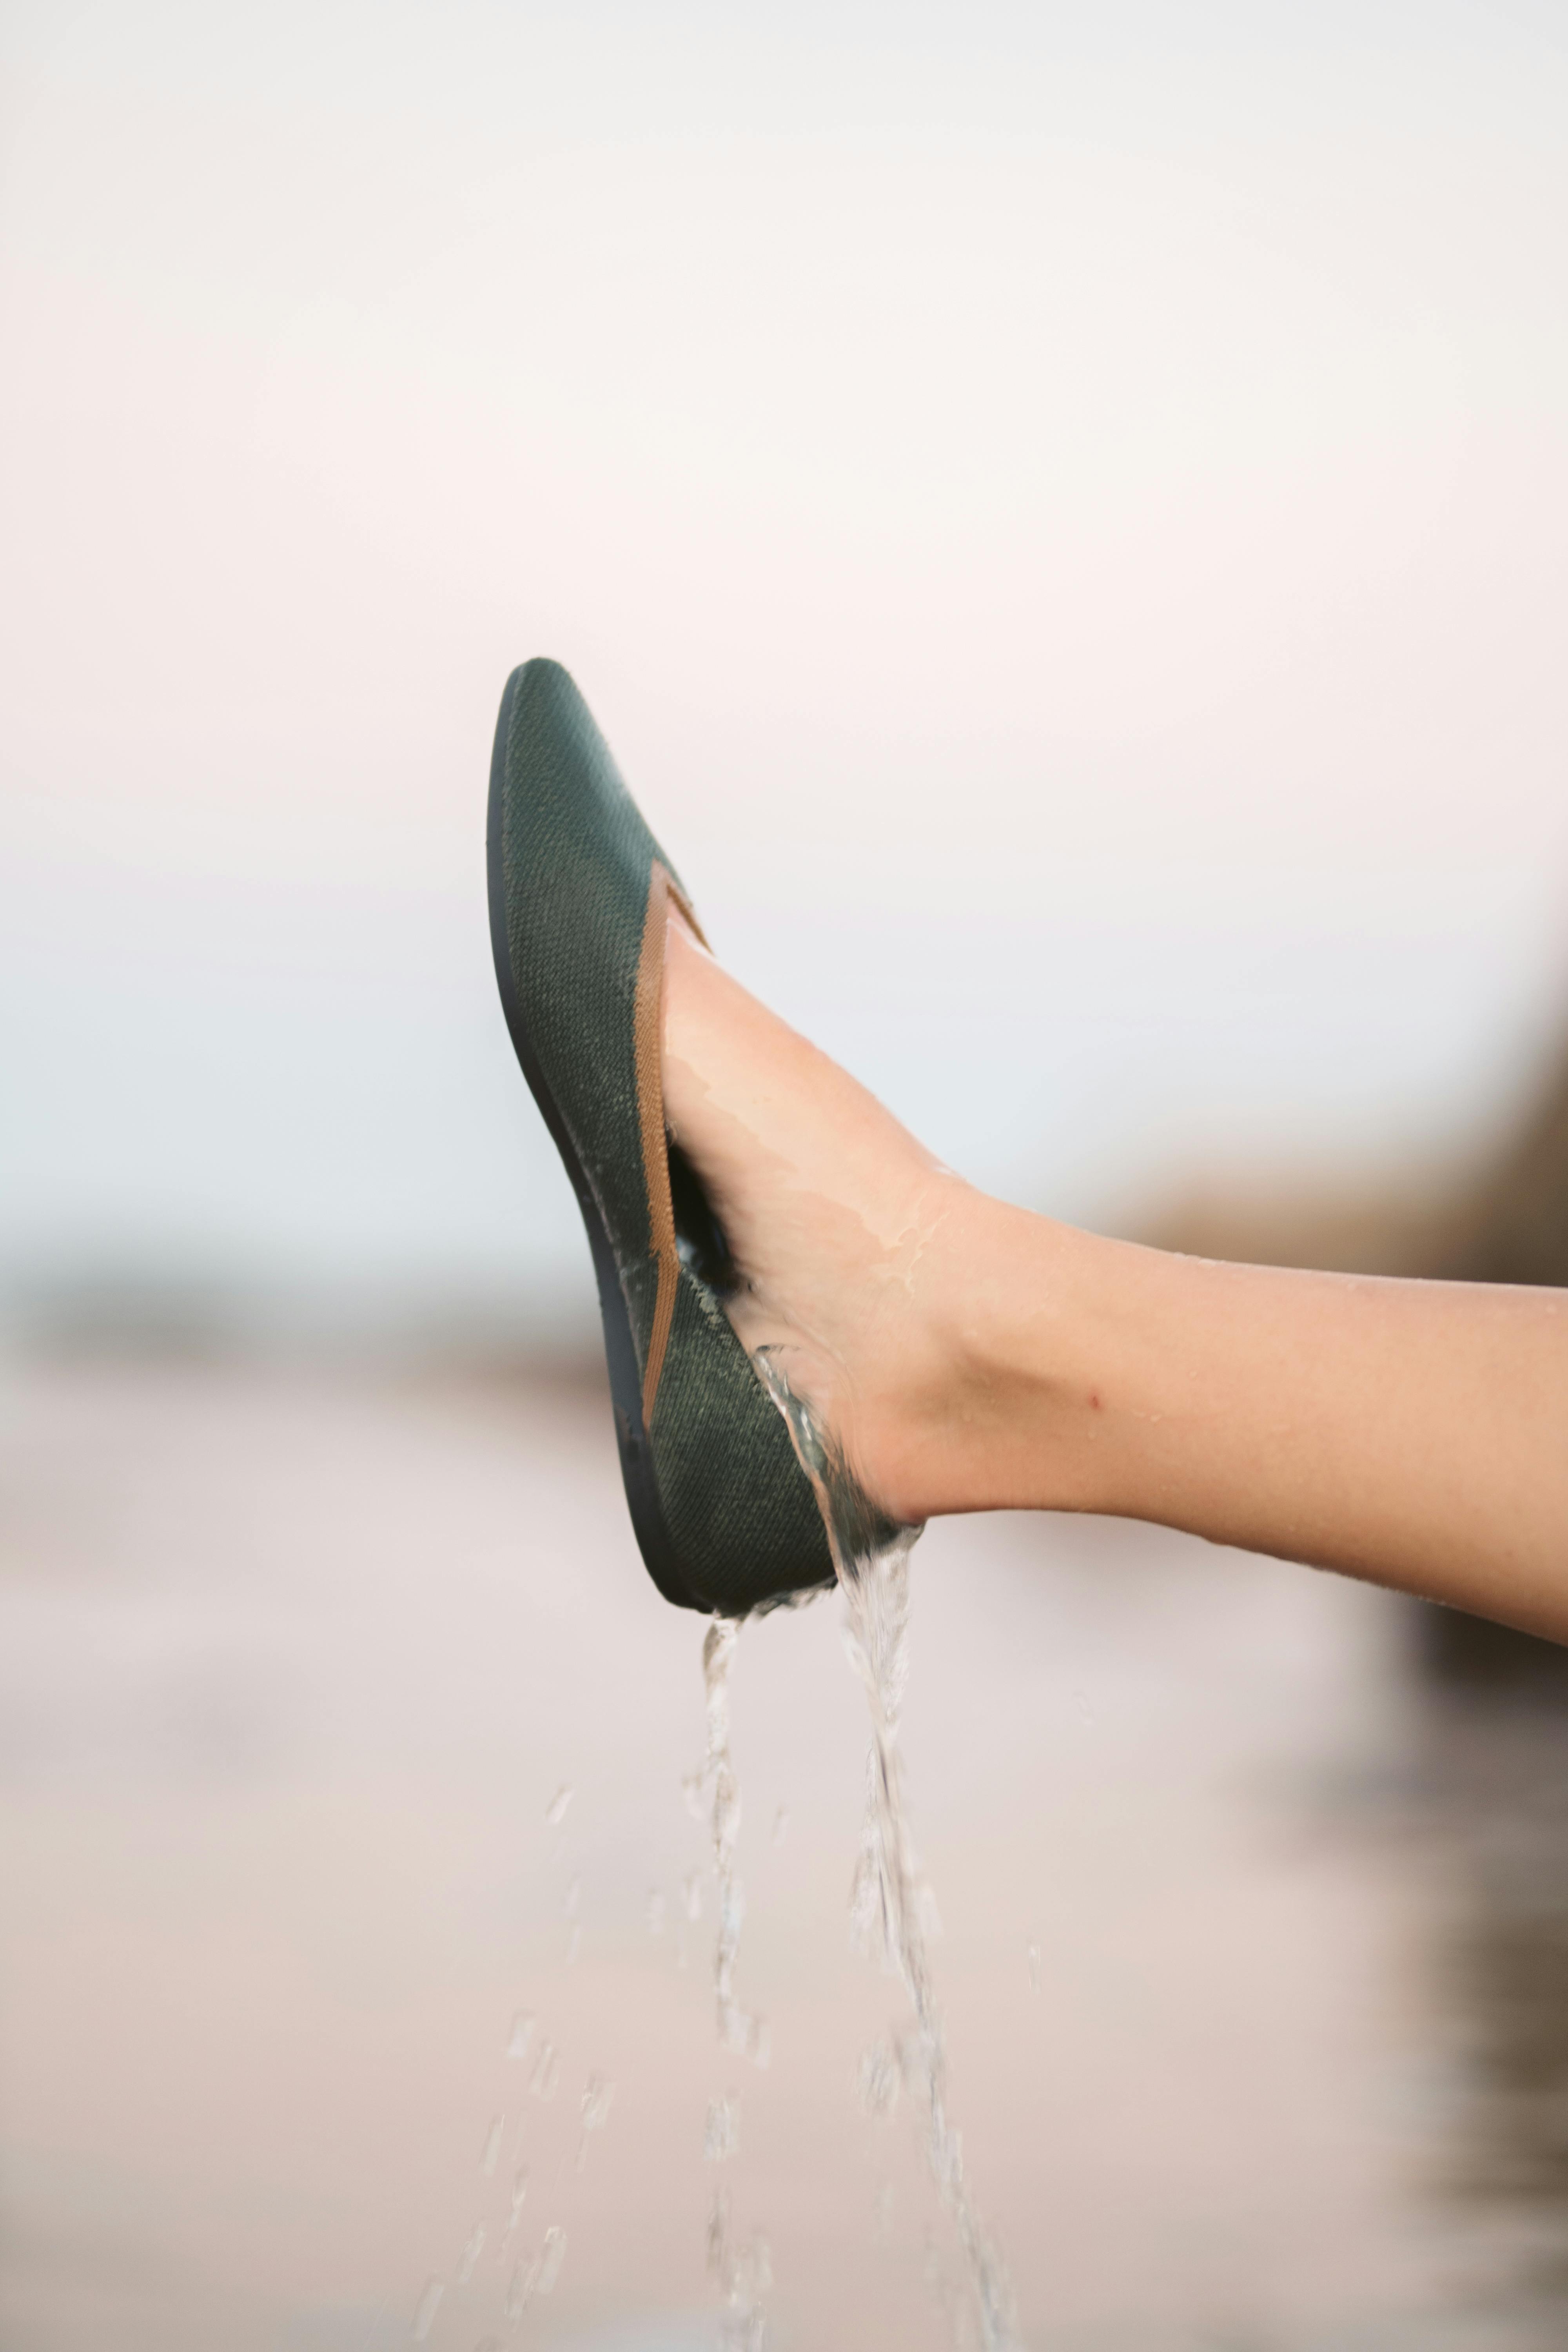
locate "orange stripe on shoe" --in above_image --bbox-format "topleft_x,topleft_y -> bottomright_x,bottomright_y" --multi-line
633,861 -> 687,1428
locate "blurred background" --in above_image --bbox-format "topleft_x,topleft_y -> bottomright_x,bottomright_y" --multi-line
3,1 -> 1568,2346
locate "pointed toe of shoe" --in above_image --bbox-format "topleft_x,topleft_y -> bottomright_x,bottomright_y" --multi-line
487,660 -> 834,1615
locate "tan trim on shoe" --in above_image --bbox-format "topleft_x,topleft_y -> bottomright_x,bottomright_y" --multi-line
632,862 -> 708,1428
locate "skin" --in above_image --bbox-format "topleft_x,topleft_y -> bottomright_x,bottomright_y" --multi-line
662,915 -> 1568,1645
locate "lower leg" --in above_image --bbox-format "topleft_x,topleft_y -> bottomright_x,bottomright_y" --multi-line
661,918 -> 1568,1642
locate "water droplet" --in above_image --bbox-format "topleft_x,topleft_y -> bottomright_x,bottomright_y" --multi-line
704,2091 -> 740,2163
502,2258 -> 533,2324
712,1775 -> 742,1858
479,2114 -> 504,2176
646,1887 -> 666,1936
506,2009 -> 535,2061
897,2031 -> 931,2098
706,2185 -> 729,2276
681,1770 -> 706,1820
857,2038 -> 900,2121
562,1875 -> 581,1920
771,1806 -> 789,1848
529,2040 -> 559,2101
457,2222 -> 485,2284
1026,1941 -> 1042,1992
931,2119 -> 965,2201
545,1784 -> 572,1828
681,1871 -> 702,1922
720,2294 -> 768,2352
411,2277 -> 443,2340
848,1837 -> 882,1961
536,2223 -> 566,2293
576,2072 -> 615,2168
748,2014 -> 771,2071
719,2000 -> 752,2056
714,2227 -> 771,2330
503,2167 -> 529,2242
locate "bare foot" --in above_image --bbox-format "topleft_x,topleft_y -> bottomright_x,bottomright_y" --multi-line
661,913 -> 972,1520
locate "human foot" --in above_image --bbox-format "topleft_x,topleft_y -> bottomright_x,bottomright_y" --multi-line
661,915 -> 987,1523
492,653 -> 1086,1581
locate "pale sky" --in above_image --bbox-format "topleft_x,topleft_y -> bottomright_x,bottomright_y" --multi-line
4,0 -> 1566,1332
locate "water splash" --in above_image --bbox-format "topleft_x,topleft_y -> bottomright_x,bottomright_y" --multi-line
503,2166 -> 529,2245
528,2040 -> 559,2102
502,2258 -> 529,2325
502,2222 -> 566,2320
699,1619 -> 769,2069
711,2213 -> 773,2352
688,1617 -> 774,2348
704,2090 -> 741,2163
577,2072 -> 615,2169
857,2036 -> 902,2121
705,2176 -> 773,2352
536,2223 -> 567,2293
754,1347 -> 1019,2352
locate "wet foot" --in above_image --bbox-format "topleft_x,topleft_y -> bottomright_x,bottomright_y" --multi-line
661,914 -> 981,1521
661,915 -> 1568,1634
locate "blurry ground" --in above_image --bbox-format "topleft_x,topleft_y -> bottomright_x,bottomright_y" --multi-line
3,1348 -> 1568,2351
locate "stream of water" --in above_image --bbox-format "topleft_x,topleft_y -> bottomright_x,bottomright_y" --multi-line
754,1347 -> 1019,2352
688,1617 -> 775,2349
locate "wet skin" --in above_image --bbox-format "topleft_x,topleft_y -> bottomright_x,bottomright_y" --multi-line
661,915 -> 1568,1646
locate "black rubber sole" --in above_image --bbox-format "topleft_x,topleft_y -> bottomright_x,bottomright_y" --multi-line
485,671 -> 703,1613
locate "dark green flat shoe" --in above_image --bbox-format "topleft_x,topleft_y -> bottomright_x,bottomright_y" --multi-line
486,659 -> 835,1616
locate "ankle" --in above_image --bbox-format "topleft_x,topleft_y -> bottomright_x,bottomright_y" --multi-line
860,1196 -> 1122,1524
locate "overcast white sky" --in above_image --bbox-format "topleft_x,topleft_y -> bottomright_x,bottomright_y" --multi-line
3,0 -> 1566,1331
